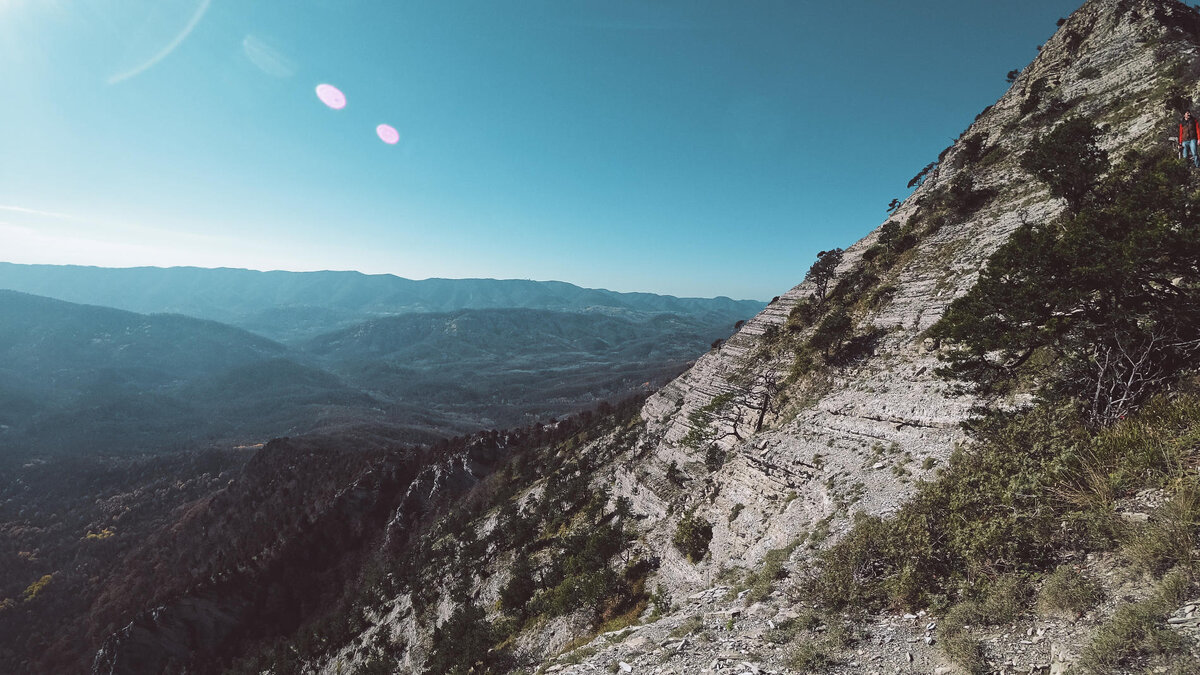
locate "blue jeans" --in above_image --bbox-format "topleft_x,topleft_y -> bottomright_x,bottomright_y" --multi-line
1184,140 -> 1199,168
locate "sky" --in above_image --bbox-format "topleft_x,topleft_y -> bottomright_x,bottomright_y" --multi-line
0,0 -> 1084,301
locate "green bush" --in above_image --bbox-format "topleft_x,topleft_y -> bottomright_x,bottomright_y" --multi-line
806,404 -> 1077,613
979,573 -> 1028,624
808,308 -> 853,357
650,583 -> 672,617
424,603 -> 505,675
1020,77 -> 1049,116
1019,116 -> 1109,214
941,600 -> 983,637
728,503 -> 744,523
499,552 -> 535,615
672,513 -> 713,563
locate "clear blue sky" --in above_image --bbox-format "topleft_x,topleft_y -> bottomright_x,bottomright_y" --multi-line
0,0 -> 1083,301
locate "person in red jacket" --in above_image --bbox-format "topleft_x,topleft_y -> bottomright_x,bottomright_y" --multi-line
1180,111 -> 1200,168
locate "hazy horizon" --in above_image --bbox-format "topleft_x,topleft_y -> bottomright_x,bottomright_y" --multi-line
0,260 -> 767,302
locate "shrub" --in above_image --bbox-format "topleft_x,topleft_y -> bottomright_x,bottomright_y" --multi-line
424,603 -> 504,675
958,134 -> 987,165
1019,116 -> 1109,214
941,600 -> 984,637
932,149 -> 1200,426
1158,566 -> 1195,607
728,503 -> 744,523
672,513 -> 713,563
650,583 -> 672,617
1020,77 -> 1049,115
938,599 -> 996,674
942,633 -> 987,674
499,553 -> 536,615
787,298 -> 819,332
808,308 -> 852,357
21,575 -> 52,602
980,574 -> 1028,624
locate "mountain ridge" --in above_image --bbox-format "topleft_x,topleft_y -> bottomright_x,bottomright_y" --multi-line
0,263 -> 764,343
0,291 -> 741,460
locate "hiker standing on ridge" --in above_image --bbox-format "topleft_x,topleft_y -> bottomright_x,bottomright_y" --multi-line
1179,110 -> 1200,168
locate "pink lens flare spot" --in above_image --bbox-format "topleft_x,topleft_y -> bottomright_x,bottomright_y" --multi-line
315,84 -> 346,110
376,124 -> 400,145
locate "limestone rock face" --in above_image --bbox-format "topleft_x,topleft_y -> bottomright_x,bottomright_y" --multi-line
632,0 -> 1200,596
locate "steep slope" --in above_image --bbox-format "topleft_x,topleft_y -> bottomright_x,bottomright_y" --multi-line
0,264 -> 764,343
13,405 -> 634,675
254,1 -> 1200,673
635,0 -> 1200,585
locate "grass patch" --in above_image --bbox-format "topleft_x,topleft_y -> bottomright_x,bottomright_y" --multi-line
786,637 -> 836,673
1077,571 -> 1192,673
1038,564 -> 1103,618
558,645 -> 598,666
1123,483 -> 1200,576
597,599 -> 645,636
668,615 -> 703,638
942,633 -> 987,675
783,617 -> 858,673
744,541 -> 800,604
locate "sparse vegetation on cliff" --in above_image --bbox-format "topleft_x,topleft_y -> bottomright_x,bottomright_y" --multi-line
801,134 -> 1200,672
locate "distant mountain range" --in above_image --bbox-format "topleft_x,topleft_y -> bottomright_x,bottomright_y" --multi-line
0,290 -> 379,458
0,263 -> 764,342
0,280 -> 757,458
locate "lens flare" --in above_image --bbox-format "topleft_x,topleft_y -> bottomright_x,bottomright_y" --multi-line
376,124 -> 400,145
315,84 -> 346,110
